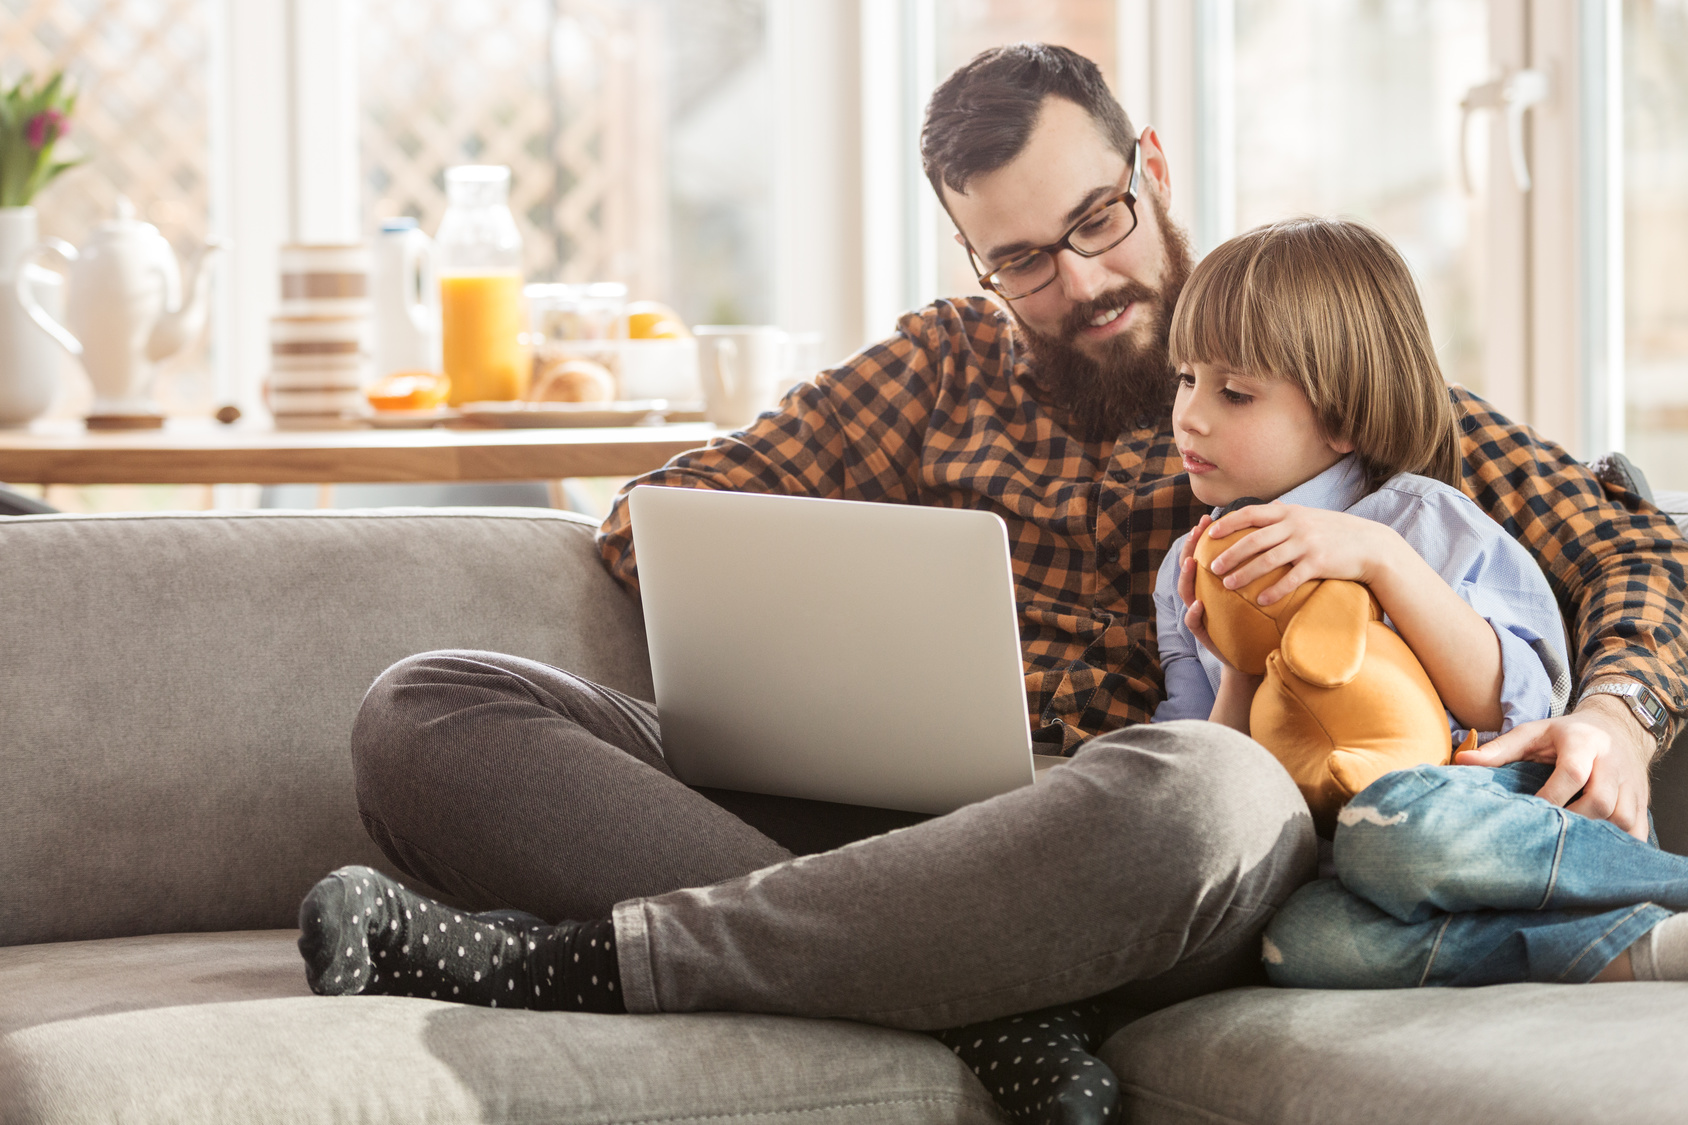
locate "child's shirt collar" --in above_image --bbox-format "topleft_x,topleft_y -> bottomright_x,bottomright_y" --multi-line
1216,452 -> 1367,517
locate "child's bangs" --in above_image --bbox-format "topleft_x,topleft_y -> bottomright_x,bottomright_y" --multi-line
1169,238 -> 1301,381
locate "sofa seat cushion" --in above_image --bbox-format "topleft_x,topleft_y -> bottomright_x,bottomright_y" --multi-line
1102,983 -> 1688,1125
1,931 -> 1004,1124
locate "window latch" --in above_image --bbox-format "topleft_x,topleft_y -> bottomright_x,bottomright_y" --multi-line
1460,67 -> 1551,194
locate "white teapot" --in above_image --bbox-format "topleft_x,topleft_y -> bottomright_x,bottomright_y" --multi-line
16,197 -> 220,417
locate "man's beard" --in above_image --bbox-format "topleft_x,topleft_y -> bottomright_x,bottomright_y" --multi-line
1015,193 -> 1194,441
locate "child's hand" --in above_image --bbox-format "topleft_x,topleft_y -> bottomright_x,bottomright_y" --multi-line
1176,515 -> 1215,644
1203,502 -> 1410,606
1176,514 -> 1210,606
1177,515 -> 1246,673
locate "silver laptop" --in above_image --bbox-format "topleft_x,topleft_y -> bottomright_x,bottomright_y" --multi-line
628,485 -> 1063,814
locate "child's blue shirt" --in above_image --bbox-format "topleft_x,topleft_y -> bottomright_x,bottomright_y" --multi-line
1152,454 -> 1568,742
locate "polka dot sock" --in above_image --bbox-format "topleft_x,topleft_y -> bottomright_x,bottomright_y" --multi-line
297,866 -> 623,1012
934,1002 -> 1120,1125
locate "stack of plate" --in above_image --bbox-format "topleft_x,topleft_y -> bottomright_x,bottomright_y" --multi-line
268,244 -> 372,429
268,317 -> 369,428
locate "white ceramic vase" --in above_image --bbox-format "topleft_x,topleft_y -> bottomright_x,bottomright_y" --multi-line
0,207 -> 66,427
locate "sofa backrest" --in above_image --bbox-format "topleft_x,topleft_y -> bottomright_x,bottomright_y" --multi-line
1644,491 -> 1688,854
0,509 -> 653,947
3,500 -> 1685,946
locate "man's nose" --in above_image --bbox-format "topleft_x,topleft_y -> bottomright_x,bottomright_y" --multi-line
1053,247 -> 1111,304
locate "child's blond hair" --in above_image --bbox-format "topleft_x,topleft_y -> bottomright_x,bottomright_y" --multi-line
1168,217 -> 1461,490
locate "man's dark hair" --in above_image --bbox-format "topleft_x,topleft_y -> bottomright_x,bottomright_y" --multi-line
920,43 -> 1137,199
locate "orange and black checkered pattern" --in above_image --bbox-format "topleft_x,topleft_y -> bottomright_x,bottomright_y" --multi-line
598,298 -> 1687,752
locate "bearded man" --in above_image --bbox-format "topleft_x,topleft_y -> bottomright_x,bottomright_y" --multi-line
304,43 -> 1686,1117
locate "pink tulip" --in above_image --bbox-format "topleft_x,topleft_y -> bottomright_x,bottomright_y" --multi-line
25,109 -> 66,150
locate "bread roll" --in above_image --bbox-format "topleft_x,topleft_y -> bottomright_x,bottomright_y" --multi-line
530,354 -> 616,403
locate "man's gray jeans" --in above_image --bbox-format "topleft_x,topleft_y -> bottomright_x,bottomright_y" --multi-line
351,650 -> 1317,1030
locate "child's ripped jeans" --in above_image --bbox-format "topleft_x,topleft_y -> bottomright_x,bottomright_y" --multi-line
1264,761 -> 1683,987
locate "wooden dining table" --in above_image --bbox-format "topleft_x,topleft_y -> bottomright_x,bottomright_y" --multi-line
0,418 -> 724,507
0,418 -> 721,486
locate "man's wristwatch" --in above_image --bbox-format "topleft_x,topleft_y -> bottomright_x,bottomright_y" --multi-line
1579,681 -> 1673,751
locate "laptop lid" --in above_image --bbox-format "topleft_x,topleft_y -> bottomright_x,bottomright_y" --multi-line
628,485 -> 1037,814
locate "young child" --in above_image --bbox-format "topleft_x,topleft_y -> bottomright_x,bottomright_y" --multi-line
916,215 -> 1589,1125
923,216 -> 1587,1125
1151,216 -> 1688,993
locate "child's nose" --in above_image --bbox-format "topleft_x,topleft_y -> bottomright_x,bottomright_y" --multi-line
1174,393 -> 1206,435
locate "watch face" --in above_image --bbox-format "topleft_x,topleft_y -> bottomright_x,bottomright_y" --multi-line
1624,687 -> 1670,746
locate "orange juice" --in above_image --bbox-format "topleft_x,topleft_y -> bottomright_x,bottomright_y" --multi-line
441,273 -> 530,403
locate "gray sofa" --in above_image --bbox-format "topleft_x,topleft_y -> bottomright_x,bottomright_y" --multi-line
3,499 -> 1686,1124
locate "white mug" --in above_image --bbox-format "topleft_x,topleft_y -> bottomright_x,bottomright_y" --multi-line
694,325 -> 798,428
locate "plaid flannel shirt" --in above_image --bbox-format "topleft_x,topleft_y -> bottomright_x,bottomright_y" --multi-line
598,298 -> 1687,753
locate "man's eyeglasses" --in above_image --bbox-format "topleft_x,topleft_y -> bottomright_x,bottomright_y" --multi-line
966,140 -> 1143,301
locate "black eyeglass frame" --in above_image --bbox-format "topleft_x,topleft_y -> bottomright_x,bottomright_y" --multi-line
965,139 -> 1144,301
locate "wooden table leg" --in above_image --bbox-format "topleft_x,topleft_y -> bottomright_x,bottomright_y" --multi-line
547,479 -> 568,510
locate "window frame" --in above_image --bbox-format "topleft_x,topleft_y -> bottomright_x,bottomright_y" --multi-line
210,0 -> 358,423
215,0 -> 1621,454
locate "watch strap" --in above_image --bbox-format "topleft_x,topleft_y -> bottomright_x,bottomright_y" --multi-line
1580,681 -> 1671,749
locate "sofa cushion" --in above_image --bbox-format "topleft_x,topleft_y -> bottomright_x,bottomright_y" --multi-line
0,931 -> 308,1036
0,930 -> 1003,1124
1101,983 -> 1688,1124
0,509 -> 655,948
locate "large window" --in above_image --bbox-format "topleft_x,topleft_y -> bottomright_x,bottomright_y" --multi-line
6,1 -> 1681,500
358,0 -> 771,326
1625,0 -> 1688,488
2,0 -> 221,512
1230,0 -> 1490,393
2,0 -> 214,419
909,0 -> 1665,480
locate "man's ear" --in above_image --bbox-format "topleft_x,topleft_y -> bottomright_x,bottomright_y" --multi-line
953,232 -> 966,247
1138,125 -> 1172,198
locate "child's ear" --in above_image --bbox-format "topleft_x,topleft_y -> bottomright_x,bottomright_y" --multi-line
1327,435 -> 1356,455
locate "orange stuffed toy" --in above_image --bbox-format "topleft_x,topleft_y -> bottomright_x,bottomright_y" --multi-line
1192,523 -> 1478,836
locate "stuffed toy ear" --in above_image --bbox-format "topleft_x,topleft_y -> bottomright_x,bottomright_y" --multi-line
1277,580 -> 1375,688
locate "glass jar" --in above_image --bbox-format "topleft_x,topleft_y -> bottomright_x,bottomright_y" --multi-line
526,282 -> 629,345
434,165 -> 529,403
525,281 -> 629,403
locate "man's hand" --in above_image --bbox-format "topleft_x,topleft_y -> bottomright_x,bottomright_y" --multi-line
1455,693 -> 1656,840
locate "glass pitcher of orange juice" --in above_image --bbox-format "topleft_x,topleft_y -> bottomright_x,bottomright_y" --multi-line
436,165 -> 528,403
